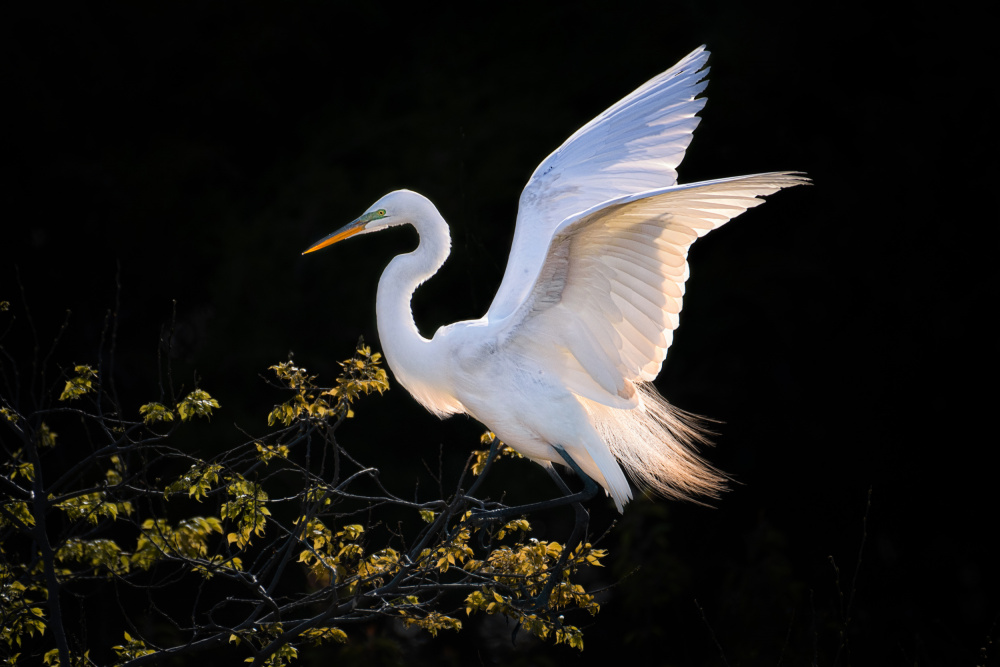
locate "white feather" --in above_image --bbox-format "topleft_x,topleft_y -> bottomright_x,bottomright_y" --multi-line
306,46 -> 809,512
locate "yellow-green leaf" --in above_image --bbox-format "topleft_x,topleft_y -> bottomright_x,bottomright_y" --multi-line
36,423 -> 57,448
139,402 -> 175,424
59,365 -> 98,401
177,389 -> 220,421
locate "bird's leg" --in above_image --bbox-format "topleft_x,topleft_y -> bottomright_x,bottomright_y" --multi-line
469,445 -> 598,525
547,445 -> 591,537
526,445 -> 591,610
466,444 -> 595,610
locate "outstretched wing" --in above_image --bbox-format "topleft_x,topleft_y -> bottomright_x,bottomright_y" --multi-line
487,46 -> 712,322
499,173 -> 810,408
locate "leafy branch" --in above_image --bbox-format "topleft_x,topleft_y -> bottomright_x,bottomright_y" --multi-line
1,299 -> 609,666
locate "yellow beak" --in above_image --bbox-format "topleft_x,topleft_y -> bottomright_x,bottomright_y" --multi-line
302,219 -> 366,255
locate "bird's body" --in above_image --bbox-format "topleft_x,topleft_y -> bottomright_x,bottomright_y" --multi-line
305,46 -> 807,512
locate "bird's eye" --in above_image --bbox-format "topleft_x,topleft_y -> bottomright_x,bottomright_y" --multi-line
377,209 -> 386,217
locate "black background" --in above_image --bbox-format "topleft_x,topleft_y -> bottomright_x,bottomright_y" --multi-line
2,2 -> 994,665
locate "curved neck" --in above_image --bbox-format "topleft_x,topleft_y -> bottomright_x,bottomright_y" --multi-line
375,210 -> 452,397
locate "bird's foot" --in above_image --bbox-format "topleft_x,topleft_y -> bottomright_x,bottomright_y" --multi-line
468,505 -> 519,526
467,506 -> 525,548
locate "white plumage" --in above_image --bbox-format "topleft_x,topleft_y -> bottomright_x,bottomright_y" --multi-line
305,46 -> 807,512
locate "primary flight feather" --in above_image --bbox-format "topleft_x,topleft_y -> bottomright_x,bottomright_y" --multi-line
304,46 -> 808,512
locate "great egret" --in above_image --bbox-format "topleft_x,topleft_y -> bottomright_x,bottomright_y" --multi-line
304,46 -> 807,513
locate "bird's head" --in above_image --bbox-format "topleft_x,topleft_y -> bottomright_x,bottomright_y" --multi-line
302,190 -> 435,255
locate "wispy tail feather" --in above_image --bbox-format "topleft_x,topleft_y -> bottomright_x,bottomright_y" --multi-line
580,383 -> 727,508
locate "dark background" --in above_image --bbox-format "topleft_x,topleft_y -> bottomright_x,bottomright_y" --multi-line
2,2 -> 994,665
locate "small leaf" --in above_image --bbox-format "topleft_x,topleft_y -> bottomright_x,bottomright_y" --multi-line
177,389 -> 220,421
139,402 -> 175,424
36,423 -> 58,448
59,365 -> 98,401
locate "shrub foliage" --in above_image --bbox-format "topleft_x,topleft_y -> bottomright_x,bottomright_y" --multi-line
0,303 -> 607,666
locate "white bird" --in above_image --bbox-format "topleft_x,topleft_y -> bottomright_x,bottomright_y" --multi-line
305,46 -> 807,513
